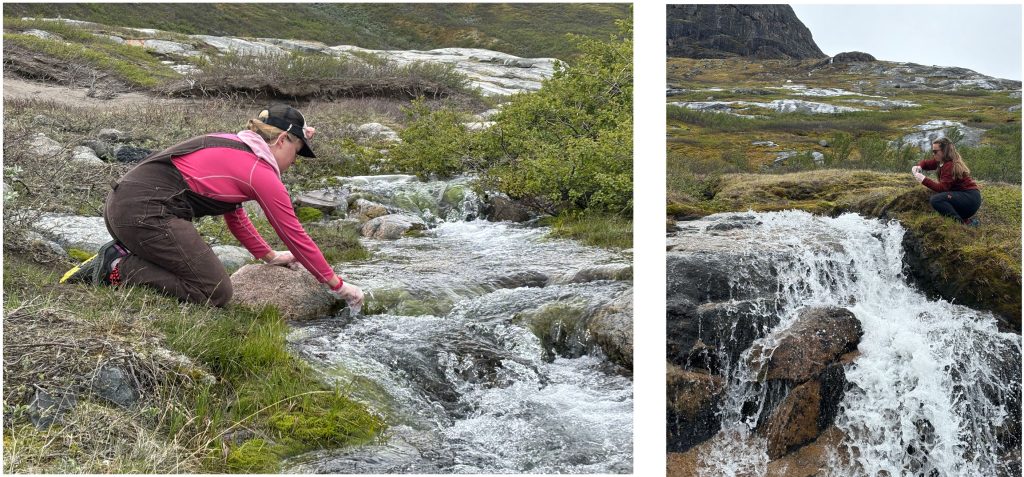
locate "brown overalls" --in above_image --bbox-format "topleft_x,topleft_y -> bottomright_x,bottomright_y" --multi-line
104,136 -> 253,307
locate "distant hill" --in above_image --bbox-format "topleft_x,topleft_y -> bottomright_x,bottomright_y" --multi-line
667,5 -> 824,60
3,3 -> 630,60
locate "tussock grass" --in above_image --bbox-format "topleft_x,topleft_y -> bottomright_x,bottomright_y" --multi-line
3,255 -> 384,473
171,52 -> 476,101
547,213 -> 633,249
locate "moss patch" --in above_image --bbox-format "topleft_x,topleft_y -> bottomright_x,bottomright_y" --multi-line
669,170 -> 1021,331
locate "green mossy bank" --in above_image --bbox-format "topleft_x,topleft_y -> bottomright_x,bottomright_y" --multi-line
3,256 -> 384,473
668,170 -> 1022,332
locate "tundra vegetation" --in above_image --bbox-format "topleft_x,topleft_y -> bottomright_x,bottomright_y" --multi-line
2,8 -> 632,473
667,57 -> 1022,330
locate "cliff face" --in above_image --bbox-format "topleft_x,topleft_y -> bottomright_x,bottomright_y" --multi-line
667,5 -> 825,60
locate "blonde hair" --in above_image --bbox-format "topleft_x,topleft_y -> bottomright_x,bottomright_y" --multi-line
246,118 -> 299,146
932,137 -> 971,181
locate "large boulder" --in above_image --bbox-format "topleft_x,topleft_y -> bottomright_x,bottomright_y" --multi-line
483,195 -> 532,222
750,307 -> 862,383
229,264 -> 341,320
667,365 -> 725,452
588,288 -> 633,369
32,214 -> 111,252
360,214 -> 426,240
351,198 -> 391,222
764,426 -> 848,476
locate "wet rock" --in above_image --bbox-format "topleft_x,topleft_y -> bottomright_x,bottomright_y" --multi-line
485,270 -> 549,289
91,365 -> 139,407
750,307 -> 862,383
28,133 -> 63,157
765,426 -> 848,476
230,264 -> 341,320
32,214 -> 111,252
667,365 -> 724,452
29,389 -> 77,429
519,303 -> 590,362
360,214 -> 427,240
97,128 -> 128,142
761,379 -> 821,458
588,288 -> 633,369
113,145 -> 153,163
295,188 -> 349,215
560,263 -> 633,283
70,145 -> 104,165
483,194 -> 532,222
694,299 -> 781,368
351,198 -> 391,222
212,245 -> 252,272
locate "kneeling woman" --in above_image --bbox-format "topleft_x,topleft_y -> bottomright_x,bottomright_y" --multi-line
912,137 -> 981,227
63,104 -> 364,310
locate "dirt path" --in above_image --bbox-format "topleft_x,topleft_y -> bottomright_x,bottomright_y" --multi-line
3,76 -> 189,108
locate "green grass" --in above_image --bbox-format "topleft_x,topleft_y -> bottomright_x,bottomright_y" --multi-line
3,255 -> 384,473
3,32 -> 178,88
547,212 -> 633,249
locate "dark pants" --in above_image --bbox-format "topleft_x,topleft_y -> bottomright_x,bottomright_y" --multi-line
104,164 -> 232,307
929,189 -> 982,222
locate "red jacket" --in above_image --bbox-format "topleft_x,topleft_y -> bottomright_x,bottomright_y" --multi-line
917,158 -> 979,192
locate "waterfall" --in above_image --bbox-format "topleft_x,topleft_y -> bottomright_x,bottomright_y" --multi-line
670,210 -> 1020,476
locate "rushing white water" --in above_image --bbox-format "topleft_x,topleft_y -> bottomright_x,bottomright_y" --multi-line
285,176 -> 633,473
673,210 -> 1020,476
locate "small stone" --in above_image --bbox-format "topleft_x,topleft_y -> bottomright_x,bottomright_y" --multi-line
98,128 -> 128,142
113,145 -> 152,163
28,133 -> 63,157
29,389 -> 77,429
212,245 -> 252,272
812,151 -> 825,164
71,146 -> 104,165
92,366 -> 139,407
818,139 -> 829,147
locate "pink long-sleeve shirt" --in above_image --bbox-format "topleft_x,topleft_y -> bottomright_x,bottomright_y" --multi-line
170,132 -> 336,284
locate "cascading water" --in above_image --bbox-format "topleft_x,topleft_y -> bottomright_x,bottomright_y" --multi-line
285,176 -> 633,473
668,210 -> 1020,476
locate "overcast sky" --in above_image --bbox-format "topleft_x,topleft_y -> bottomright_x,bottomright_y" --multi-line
791,4 -> 1022,81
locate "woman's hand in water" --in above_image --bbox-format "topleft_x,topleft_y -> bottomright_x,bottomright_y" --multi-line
329,281 -> 364,314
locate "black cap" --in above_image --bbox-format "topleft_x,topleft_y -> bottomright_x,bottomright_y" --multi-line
258,104 -> 316,158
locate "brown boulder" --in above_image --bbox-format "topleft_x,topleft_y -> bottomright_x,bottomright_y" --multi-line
751,307 -> 862,383
766,426 -> 848,476
761,380 -> 822,459
588,289 -> 633,369
667,364 -> 725,452
229,264 -> 341,320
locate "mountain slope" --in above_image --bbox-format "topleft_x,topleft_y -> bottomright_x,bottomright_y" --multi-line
667,4 -> 824,60
2,3 -> 630,60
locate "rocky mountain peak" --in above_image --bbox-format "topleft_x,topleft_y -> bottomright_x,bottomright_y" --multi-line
667,5 -> 825,60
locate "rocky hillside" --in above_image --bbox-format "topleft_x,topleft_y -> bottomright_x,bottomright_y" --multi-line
3,3 -> 629,61
667,5 -> 824,60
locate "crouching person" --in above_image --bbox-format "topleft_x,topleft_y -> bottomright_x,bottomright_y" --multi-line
61,104 -> 364,310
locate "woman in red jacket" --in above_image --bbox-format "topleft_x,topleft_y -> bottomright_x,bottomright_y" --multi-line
911,137 -> 981,227
61,104 -> 364,311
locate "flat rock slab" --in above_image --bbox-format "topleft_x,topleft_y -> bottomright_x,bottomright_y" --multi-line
230,264 -> 340,320
32,214 -> 112,252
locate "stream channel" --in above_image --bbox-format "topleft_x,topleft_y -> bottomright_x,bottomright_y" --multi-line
668,210 -> 1021,476
284,175 -> 634,473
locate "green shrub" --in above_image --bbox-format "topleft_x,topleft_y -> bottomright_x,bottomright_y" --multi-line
824,132 -> 853,167
389,99 -> 484,179
481,18 -> 633,215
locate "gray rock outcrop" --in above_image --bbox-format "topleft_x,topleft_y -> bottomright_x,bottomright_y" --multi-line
667,5 -> 826,60
588,289 -> 634,369
32,214 -> 111,252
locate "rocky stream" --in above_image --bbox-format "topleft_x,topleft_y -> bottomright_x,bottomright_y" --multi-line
668,211 -> 1021,476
